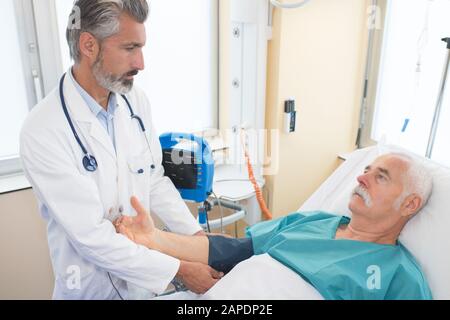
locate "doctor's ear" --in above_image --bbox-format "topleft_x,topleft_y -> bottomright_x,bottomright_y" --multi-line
78,32 -> 100,61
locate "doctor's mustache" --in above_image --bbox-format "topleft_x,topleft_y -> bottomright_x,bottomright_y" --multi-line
125,70 -> 139,77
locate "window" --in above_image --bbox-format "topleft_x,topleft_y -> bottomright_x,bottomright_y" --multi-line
362,0 -> 450,166
56,0 -> 219,134
0,0 -> 219,178
0,0 -> 41,176
138,0 -> 218,134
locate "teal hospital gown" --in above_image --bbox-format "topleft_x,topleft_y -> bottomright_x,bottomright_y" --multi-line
246,212 -> 432,300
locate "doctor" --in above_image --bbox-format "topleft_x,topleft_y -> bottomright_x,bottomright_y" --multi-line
20,0 -> 221,300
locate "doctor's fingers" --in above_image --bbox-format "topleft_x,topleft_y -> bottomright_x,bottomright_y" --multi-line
202,274 -> 221,293
189,275 -> 220,295
209,267 -> 224,280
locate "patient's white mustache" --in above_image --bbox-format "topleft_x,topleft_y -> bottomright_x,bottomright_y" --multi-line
353,185 -> 372,207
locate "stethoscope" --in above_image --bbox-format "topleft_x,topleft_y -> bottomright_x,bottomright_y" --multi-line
59,73 -> 155,173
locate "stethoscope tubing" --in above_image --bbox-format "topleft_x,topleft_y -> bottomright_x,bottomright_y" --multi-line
59,73 -> 154,172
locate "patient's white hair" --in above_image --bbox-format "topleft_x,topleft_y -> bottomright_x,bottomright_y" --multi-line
387,153 -> 433,211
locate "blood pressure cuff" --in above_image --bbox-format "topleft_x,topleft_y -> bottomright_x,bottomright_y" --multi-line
207,235 -> 254,274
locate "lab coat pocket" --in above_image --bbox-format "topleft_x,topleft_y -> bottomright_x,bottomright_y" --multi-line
127,151 -> 153,202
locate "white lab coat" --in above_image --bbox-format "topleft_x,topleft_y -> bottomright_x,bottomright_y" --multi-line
19,72 -> 201,300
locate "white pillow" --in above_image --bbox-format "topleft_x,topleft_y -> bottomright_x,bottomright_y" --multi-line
300,145 -> 450,300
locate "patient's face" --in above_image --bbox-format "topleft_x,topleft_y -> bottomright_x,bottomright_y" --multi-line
349,155 -> 408,221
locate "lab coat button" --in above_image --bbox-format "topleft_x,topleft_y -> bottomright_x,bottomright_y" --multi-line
119,206 -> 124,214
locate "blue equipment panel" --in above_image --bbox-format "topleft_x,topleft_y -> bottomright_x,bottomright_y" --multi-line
160,133 -> 214,203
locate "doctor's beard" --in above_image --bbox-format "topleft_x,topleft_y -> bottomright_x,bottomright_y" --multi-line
92,52 -> 138,95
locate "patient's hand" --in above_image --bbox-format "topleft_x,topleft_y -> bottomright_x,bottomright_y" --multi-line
114,196 -> 156,248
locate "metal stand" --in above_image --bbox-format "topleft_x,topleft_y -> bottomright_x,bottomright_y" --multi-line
426,37 -> 450,158
198,199 -> 246,233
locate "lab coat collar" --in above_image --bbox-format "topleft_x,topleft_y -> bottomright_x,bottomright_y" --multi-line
63,69 -> 124,123
68,69 -> 119,119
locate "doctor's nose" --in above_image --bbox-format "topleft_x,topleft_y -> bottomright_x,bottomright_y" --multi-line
132,50 -> 145,71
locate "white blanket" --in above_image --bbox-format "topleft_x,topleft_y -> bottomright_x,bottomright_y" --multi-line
154,254 -> 323,300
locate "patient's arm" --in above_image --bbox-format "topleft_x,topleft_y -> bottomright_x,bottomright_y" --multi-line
115,197 -> 210,264
116,197 -> 254,273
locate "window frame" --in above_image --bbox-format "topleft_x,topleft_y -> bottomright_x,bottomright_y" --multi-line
357,0 -> 389,148
33,0 -> 65,95
359,0 -> 450,160
0,0 -> 44,177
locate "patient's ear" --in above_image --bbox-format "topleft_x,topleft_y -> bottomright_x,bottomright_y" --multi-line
401,194 -> 422,217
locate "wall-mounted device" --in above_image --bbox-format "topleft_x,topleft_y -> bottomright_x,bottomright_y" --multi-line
284,98 -> 297,134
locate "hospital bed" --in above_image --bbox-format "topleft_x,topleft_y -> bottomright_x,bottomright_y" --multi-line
157,145 -> 450,300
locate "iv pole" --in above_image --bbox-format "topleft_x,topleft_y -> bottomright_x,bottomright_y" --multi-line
426,37 -> 450,158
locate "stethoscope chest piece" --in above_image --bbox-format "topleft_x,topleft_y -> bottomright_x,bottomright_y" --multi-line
83,155 -> 98,172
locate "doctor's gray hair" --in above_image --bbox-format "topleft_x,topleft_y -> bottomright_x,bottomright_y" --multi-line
66,0 -> 149,63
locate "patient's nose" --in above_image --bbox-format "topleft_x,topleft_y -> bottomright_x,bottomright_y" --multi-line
357,174 -> 369,188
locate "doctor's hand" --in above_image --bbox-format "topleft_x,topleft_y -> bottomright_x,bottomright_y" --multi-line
176,260 -> 223,294
114,196 -> 156,249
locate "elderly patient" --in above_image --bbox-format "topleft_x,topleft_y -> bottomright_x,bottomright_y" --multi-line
115,153 -> 433,300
